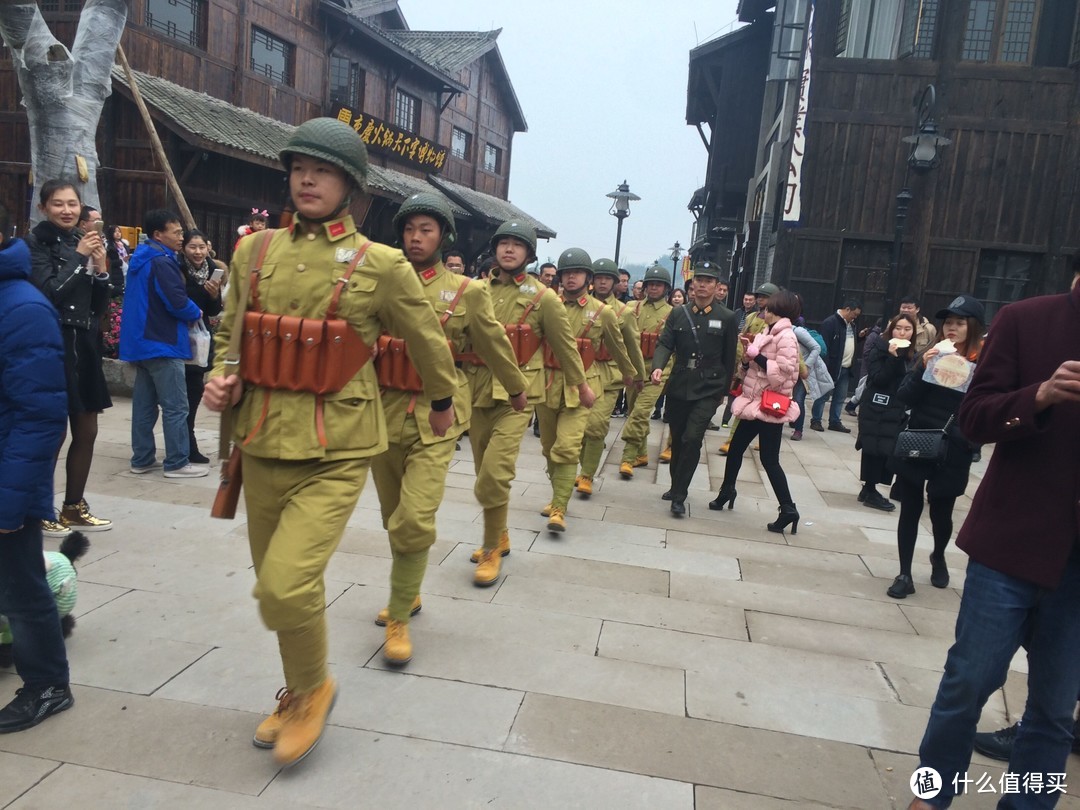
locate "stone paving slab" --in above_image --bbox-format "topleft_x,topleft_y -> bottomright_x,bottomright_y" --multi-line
694,785 -> 837,809
0,751 -> 60,807
505,693 -> 892,808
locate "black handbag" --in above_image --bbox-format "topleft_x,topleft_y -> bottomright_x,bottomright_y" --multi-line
893,415 -> 953,462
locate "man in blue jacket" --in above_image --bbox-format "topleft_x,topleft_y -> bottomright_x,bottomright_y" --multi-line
0,202 -> 75,733
119,210 -> 206,478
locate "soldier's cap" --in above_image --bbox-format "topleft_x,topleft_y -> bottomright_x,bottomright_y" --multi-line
935,294 -> 985,322
754,282 -> 780,297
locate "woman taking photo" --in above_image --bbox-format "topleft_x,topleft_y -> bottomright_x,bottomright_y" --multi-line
25,180 -> 113,534
886,295 -> 984,599
855,313 -> 918,512
178,229 -> 224,465
709,289 -> 801,534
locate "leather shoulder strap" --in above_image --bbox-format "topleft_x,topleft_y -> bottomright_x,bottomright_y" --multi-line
326,240 -> 372,320
518,285 -> 548,324
579,300 -> 605,338
247,229 -> 276,314
440,277 -> 471,326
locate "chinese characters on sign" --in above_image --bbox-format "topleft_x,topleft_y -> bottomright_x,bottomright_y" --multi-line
783,0 -> 815,225
333,105 -> 447,173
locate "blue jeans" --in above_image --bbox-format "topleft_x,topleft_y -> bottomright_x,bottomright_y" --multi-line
918,550 -> 1080,808
792,380 -> 807,432
0,523 -> 69,688
811,366 -> 849,426
131,357 -> 190,471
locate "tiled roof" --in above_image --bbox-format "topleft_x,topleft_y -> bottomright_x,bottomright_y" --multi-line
366,165 -> 469,216
428,176 -> 555,239
378,29 -> 501,75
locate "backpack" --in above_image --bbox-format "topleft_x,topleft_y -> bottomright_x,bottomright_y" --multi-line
807,328 -> 827,358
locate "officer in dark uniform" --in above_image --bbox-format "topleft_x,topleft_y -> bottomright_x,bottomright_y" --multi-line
650,263 -> 737,516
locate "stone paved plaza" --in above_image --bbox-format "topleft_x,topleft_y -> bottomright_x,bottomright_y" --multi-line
1,399 -> 1077,809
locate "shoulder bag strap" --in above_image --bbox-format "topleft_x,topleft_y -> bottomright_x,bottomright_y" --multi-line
518,285 -> 548,325
579,300 -> 606,338
682,304 -> 704,358
440,277 -> 471,326
325,240 -> 372,320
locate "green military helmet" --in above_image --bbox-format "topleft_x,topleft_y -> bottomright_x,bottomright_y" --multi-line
591,257 -> 620,279
280,117 -> 369,189
692,260 -> 721,281
557,247 -> 593,277
392,192 -> 457,245
490,220 -> 537,259
643,264 -> 672,288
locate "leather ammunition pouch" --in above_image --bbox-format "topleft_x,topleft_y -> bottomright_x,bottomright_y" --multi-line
640,330 -> 661,360
543,337 -> 596,372
241,312 -> 372,394
453,285 -> 547,368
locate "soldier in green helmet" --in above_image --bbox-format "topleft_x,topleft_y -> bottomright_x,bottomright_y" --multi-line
203,118 -> 459,767
535,248 -> 630,531
649,261 -> 738,516
368,193 -> 527,663
619,264 -> 675,478
464,221 -> 589,576
573,257 -> 644,496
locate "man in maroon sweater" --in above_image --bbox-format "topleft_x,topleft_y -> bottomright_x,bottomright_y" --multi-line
908,265 -> 1080,810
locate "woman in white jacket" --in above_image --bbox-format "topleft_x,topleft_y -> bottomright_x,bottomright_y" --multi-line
791,316 -> 833,440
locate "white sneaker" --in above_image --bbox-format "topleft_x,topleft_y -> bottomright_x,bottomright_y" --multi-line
163,464 -> 209,479
130,461 -> 161,474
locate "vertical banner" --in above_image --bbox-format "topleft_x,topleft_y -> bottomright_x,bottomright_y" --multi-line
783,0 -> 815,225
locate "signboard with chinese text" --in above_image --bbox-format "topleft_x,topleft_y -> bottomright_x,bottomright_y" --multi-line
783,0 -> 814,225
333,105 -> 447,173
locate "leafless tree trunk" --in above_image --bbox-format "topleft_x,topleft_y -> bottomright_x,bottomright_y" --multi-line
0,0 -> 128,225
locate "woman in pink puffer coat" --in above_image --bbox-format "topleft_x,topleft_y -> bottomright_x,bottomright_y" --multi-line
709,289 -> 802,534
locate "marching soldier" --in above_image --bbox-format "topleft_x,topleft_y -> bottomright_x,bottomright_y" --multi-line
537,248 -> 624,531
370,194 -> 527,663
619,264 -> 674,478
203,119 -> 459,766
650,263 -> 737,516
575,257 -> 644,495
464,222 -> 590,579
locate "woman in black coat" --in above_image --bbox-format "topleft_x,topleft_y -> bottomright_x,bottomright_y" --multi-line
886,295 -> 984,600
25,180 -> 114,535
178,229 -> 224,465
855,313 -> 917,511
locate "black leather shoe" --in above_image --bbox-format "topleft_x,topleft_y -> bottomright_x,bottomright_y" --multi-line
670,500 -> 685,516
827,423 -> 852,433
661,490 -> 673,501
0,685 -> 73,733
886,574 -> 915,599
929,554 -> 950,588
810,420 -> 824,432
863,491 -> 896,512
973,723 -> 1018,762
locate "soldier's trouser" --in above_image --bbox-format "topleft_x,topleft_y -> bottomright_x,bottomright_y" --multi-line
243,452 -> 368,693
621,382 -> 664,462
470,402 -> 531,548
538,402 -> 589,511
666,395 -> 722,501
579,388 -> 617,477
371,414 -> 456,623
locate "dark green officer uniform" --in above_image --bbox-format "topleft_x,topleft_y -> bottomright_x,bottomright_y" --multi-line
652,300 -> 737,508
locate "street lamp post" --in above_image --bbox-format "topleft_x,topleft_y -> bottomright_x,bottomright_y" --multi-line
606,180 -> 640,266
885,84 -> 951,320
668,241 -> 682,279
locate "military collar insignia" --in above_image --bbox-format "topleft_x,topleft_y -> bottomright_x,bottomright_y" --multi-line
577,294 -> 589,307
418,263 -> 441,283
324,217 -> 355,242
513,271 -> 527,284
692,304 -> 713,315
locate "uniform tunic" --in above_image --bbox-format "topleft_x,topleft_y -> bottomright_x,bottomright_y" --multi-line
621,298 -> 673,462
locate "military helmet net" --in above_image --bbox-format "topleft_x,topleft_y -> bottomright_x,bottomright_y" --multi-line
557,247 -> 593,275
591,258 -> 620,279
392,192 -> 457,242
489,220 -> 537,257
280,117 -> 369,189
643,264 -> 673,287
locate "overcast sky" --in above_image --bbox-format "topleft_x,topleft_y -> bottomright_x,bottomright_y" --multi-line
405,1 -> 743,271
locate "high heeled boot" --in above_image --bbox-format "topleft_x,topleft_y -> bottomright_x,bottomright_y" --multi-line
767,503 -> 800,535
708,486 -> 738,511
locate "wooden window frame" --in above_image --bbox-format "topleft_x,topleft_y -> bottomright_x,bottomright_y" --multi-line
394,89 -> 419,133
144,0 -> 208,50
450,127 -> 471,160
482,143 -> 501,174
250,25 -> 295,86
962,0 -> 1043,65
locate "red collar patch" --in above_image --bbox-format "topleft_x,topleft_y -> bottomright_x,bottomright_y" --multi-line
327,221 -> 346,238
577,295 -> 589,307
420,266 -> 438,282
513,272 -> 526,284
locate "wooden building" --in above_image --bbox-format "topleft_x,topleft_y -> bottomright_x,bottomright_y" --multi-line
0,0 -> 552,262
699,0 -> 1080,324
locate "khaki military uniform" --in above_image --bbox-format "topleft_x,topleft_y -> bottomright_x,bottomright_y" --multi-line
578,296 -> 645,481
373,262 -> 526,621
210,217 -> 458,692
466,269 -> 583,548
621,297 -> 674,464
537,292 -> 623,514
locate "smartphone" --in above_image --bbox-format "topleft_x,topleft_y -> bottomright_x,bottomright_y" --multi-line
209,267 -> 225,284
90,220 -> 105,235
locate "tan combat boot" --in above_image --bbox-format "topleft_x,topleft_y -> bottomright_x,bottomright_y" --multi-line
619,461 -> 634,479
374,595 -> 421,626
273,676 -> 337,767
253,687 -> 293,749
659,446 -> 672,463
633,455 -> 649,467
576,476 -> 593,496
540,503 -> 552,517
470,531 -> 510,563
384,619 -> 412,665
547,507 -> 566,533
474,548 -> 502,587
